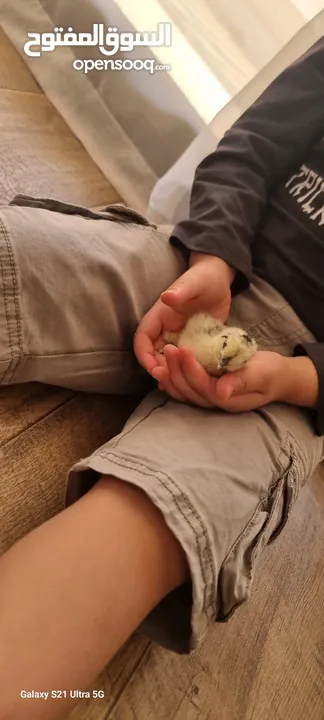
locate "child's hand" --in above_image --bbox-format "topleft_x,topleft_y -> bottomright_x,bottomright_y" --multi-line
155,348 -> 287,412
134,254 -> 233,375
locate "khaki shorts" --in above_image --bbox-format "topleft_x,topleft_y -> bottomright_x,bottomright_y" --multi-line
1,196 -> 323,654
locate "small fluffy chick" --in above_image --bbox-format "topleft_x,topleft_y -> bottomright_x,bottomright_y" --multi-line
162,312 -> 257,377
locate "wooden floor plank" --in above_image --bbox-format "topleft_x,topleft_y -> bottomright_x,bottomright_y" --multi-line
0,392 -> 139,554
0,89 -> 121,206
68,637 -> 150,720
0,383 -> 75,445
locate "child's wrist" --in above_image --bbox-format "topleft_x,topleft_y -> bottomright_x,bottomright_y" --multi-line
189,252 -> 235,285
275,355 -> 319,408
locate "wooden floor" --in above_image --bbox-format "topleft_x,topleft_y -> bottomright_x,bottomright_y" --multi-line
0,28 -> 324,720
0,29 -> 120,207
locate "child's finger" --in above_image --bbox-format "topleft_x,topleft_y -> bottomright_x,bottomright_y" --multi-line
164,346 -> 211,408
178,347 -> 214,404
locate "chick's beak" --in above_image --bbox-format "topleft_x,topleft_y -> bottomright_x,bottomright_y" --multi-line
217,356 -> 226,370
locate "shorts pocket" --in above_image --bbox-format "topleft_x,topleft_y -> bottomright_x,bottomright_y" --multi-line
216,443 -> 302,621
9,194 -> 156,228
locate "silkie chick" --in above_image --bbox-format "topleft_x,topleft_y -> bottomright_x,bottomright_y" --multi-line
161,312 -> 257,377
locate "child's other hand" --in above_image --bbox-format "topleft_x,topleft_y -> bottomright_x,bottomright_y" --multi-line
155,348 -> 286,412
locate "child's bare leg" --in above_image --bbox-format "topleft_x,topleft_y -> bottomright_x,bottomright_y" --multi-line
0,477 -> 188,720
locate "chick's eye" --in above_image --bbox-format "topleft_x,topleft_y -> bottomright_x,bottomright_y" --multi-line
242,333 -> 253,345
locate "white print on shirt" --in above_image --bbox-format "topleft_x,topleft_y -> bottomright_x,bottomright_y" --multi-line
285,165 -> 324,225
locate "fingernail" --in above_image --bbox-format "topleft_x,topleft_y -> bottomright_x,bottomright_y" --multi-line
223,387 -> 233,400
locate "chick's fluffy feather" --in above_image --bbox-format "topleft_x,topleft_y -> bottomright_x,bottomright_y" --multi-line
162,312 -> 257,376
